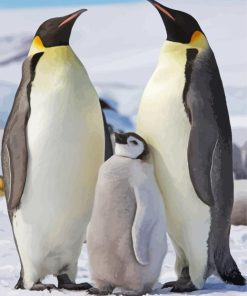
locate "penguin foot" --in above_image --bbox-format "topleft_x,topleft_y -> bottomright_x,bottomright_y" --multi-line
88,287 -> 111,295
57,274 -> 92,290
15,276 -> 24,289
31,283 -> 57,291
163,281 -> 179,288
162,278 -> 189,289
59,283 -> 92,290
163,280 -> 196,293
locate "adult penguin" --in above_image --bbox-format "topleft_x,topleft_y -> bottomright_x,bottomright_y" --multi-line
2,10 -> 105,290
137,0 -> 245,292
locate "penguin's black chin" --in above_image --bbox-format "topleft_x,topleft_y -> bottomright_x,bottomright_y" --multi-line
35,9 -> 87,48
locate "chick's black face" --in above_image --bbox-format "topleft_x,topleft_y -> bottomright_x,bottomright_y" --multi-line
148,0 -> 203,44
35,9 -> 87,47
115,133 -> 128,145
115,132 -> 149,160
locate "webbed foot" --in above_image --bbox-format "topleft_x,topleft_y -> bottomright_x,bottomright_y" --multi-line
57,274 -> 92,290
88,287 -> 112,295
163,280 -> 196,293
31,283 -> 57,291
15,276 -> 24,289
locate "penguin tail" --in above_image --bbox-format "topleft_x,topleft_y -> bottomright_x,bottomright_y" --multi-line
214,250 -> 246,286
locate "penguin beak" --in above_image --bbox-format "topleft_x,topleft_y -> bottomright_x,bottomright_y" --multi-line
33,9 -> 87,48
58,9 -> 87,28
115,133 -> 128,145
147,0 -> 175,21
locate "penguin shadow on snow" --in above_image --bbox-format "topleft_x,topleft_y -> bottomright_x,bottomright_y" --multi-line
155,282 -> 247,295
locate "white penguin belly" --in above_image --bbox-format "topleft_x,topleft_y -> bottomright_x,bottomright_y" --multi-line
137,50 -> 210,281
13,47 -> 104,284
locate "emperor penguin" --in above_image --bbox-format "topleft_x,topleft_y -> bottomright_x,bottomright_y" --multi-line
136,0 -> 245,292
87,132 -> 167,295
1,10 -> 105,291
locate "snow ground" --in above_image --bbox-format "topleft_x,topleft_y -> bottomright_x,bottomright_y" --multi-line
0,1 -> 247,295
0,195 -> 247,296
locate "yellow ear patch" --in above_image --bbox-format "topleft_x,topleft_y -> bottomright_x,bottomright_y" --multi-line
190,31 -> 201,43
0,176 -> 5,197
190,31 -> 208,49
28,36 -> 45,56
33,36 -> 45,49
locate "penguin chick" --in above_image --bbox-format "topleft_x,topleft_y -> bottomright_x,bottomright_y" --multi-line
231,197 -> 247,226
87,132 -> 167,295
114,132 -> 149,159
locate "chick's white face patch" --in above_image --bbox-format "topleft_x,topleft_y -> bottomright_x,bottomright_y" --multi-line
115,136 -> 144,159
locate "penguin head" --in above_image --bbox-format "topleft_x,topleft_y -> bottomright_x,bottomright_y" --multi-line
29,9 -> 87,55
115,132 -> 149,160
147,0 -> 206,45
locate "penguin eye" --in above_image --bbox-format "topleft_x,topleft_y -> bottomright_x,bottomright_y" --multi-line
130,140 -> 138,145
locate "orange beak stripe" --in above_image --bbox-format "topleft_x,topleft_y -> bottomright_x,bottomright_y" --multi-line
154,3 -> 175,21
58,11 -> 83,28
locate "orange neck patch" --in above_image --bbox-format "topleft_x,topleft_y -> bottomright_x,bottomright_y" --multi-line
0,176 -> 4,192
190,31 -> 202,43
189,31 -> 208,49
28,36 -> 45,56
32,36 -> 45,50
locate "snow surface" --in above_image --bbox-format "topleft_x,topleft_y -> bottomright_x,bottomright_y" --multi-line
0,0 -> 247,295
0,194 -> 247,296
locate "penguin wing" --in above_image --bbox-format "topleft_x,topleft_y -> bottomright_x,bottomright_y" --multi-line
131,180 -> 157,266
102,111 -> 113,161
2,53 -> 43,210
185,48 -> 233,207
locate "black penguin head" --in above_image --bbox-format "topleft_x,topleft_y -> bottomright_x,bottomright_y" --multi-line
34,9 -> 87,48
115,132 -> 149,160
147,0 -> 204,44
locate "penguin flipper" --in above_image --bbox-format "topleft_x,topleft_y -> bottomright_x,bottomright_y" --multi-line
185,48 -> 233,207
2,53 -> 43,210
187,127 -> 216,207
131,182 -> 156,266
